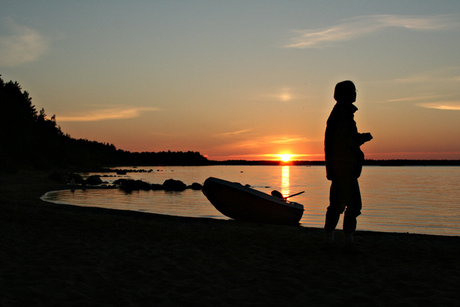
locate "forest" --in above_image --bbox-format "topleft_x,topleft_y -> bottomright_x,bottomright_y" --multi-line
0,76 -> 208,172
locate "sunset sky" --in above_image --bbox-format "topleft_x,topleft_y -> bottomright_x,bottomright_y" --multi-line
1,1 -> 459,160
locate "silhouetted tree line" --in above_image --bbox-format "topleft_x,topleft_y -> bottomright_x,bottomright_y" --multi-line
0,76 -> 208,172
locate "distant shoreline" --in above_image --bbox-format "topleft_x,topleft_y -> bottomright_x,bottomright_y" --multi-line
207,159 -> 460,166
92,159 -> 460,170
42,159 -> 459,174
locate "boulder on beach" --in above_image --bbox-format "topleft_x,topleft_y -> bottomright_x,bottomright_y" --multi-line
162,179 -> 187,191
85,175 -> 103,186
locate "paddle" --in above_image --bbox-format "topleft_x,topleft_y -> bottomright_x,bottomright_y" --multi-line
271,190 -> 305,200
284,191 -> 305,200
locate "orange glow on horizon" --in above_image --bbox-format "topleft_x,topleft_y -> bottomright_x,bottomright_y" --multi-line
208,153 -> 321,161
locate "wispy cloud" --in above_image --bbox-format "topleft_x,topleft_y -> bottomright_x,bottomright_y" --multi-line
285,14 -> 460,49
394,66 -> 460,84
245,87 -> 297,103
213,129 -> 252,137
418,102 -> 460,111
58,106 -> 159,122
388,93 -> 447,103
0,19 -> 48,67
387,90 -> 460,111
216,134 -> 309,151
268,136 -> 307,144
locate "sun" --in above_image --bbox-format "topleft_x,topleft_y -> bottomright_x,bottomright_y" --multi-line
279,154 -> 293,162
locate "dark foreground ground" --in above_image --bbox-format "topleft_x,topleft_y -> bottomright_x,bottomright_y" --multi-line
1,171 -> 459,306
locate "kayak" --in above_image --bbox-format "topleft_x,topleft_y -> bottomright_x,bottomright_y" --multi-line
202,177 -> 304,225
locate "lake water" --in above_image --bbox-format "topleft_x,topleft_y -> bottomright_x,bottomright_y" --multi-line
41,165 -> 460,236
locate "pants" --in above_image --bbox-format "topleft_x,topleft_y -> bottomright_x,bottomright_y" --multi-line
325,177 -> 362,233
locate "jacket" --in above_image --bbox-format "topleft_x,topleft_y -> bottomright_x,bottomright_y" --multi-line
325,101 -> 367,180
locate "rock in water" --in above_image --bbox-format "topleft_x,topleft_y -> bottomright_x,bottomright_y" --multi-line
162,179 -> 186,191
189,182 -> 203,190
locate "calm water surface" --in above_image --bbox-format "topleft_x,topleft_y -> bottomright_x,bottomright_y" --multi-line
42,166 -> 460,236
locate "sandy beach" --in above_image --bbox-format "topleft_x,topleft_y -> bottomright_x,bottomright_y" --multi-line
1,171 -> 460,306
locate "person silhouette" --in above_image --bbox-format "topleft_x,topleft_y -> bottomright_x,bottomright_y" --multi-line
324,80 -> 372,245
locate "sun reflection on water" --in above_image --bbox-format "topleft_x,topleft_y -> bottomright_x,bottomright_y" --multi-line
281,165 -> 290,197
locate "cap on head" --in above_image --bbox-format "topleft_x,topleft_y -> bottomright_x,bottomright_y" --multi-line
334,80 -> 356,103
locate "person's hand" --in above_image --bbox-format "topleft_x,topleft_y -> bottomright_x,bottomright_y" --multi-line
363,133 -> 373,142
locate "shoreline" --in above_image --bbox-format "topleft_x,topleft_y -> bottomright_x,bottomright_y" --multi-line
42,187 -> 460,238
2,170 -> 460,306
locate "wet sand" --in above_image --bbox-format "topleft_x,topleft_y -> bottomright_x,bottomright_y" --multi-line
1,170 -> 459,306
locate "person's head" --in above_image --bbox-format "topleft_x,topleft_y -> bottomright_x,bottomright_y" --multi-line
334,80 -> 356,103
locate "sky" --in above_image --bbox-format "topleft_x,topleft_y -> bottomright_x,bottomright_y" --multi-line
1,1 -> 460,161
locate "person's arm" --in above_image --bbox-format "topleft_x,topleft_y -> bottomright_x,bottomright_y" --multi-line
357,132 -> 373,146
